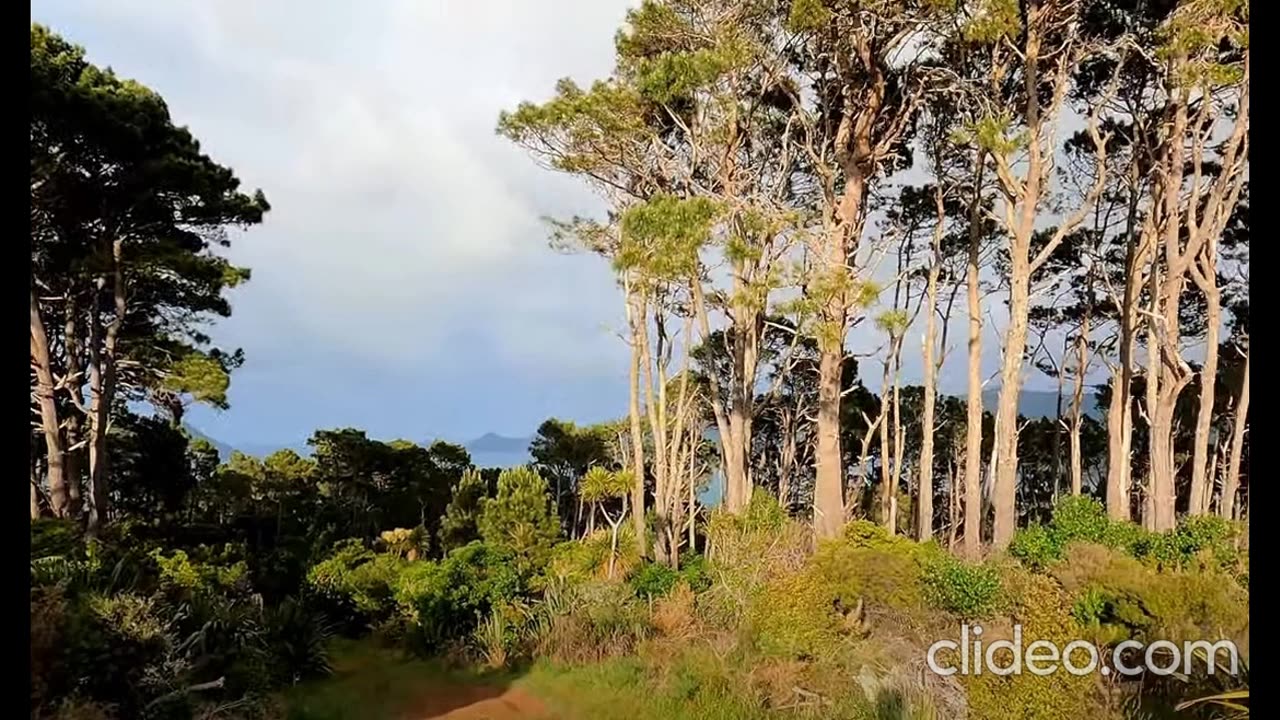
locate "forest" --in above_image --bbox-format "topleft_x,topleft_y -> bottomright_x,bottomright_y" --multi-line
30,0 -> 1248,718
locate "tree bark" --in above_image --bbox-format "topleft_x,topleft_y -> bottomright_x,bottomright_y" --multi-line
1106,192 -> 1144,521
625,282 -> 649,557
814,345 -> 846,538
86,239 -> 127,536
1220,345 -> 1248,520
918,187 -> 945,540
963,158 -> 986,557
1187,246 -> 1220,515
31,286 -> 70,518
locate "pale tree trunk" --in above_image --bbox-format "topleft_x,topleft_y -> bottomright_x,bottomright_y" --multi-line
1106,193 -> 1145,521
812,163 -> 863,538
1220,345 -> 1248,520
1147,51 -> 1247,530
963,158 -> 986,557
639,305 -> 669,565
625,281 -> 648,557
692,282 -> 745,519
726,270 -> 761,512
1187,245 -> 1220,515
86,239 -> 127,536
31,286 -> 69,518
990,0 -> 1109,548
814,344 -> 846,539
777,404 -> 797,512
878,347 -> 895,532
1068,275 -> 1093,496
64,296 -> 85,516
917,186 -> 946,540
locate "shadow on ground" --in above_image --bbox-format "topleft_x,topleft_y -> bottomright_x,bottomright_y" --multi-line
283,639 -> 553,720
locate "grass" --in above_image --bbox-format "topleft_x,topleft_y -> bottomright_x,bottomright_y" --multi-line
280,638 -> 525,720
520,656 -> 785,720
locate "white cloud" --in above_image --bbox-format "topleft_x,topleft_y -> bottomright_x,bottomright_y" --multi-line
35,0 -> 639,377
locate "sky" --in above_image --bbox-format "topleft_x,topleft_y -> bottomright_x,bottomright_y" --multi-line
33,0 -> 1058,448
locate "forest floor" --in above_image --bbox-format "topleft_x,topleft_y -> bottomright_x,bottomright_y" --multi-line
282,638 -> 759,720
281,639 -> 552,720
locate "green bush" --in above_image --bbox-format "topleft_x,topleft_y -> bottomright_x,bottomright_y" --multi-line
631,562 -> 679,600
921,554 -> 1003,619
811,538 -> 930,612
1052,542 -> 1249,644
478,466 -> 562,575
392,541 -> 524,653
749,569 -> 842,659
306,539 -> 405,631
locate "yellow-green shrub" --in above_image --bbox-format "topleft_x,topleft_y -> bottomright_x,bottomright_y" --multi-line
748,568 -> 843,659
964,571 -> 1100,720
1052,542 -> 1249,645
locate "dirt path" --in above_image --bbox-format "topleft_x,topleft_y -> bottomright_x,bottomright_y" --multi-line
397,681 -> 551,720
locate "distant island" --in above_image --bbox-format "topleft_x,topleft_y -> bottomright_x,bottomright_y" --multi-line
188,389 -> 1094,465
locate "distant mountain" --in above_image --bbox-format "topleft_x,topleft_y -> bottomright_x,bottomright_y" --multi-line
465,433 -> 533,454
184,426 -> 310,462
184,426 -> 237,462
464,433 -> 534,469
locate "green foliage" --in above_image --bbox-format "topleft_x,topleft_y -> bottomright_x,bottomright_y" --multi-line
788,0 -> 833,31
32,518 -> 80,559
478,466 -> 562,575
617,194 -> 721,281
1011,496 -> 1246,583
960,0 -> 1022,42
629,554 -> 711,601
964,571 -> 1096,720
921,553 -> 1004,619
151,546 -> 249,598
392,542 -> 525,653
439,468 -> 488,553
1052,542 -> 1249,644
306,539 -> 405,629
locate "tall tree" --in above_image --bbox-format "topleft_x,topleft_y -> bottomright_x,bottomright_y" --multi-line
31,25 -> 268,533
785,0 -> 943,539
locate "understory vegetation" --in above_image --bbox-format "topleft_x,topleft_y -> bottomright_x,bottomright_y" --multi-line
31,0 -> 1250,715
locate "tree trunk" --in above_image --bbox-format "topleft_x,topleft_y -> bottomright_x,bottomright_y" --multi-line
1187,249 -> 1220,515
87,239 -> 127,536
64,296 -> 85,516
814,346 -> 845,538
919,205 -> 942,540
879,354 -> 893,531
625,283 -> 648,557
1106,175 -> 1144,521
31,286 -> 70,518
1069,314 -> 1090,496
992,265 -> 1029,548
1220,345 -> 1248,520
963,158 -> 986,557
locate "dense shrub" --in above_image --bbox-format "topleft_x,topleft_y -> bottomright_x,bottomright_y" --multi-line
32,517 -> 81,559
812,525 -> 936,612
963,570 -> 1098,720
306,539 -> 405,631
392,541 -> 524,652
630,554 -> 711,600
1010,497 -> 1246,582
533,578 -> 652,664
549,527 -> 641,585
1052,542 -> 1249,645
921,553 -> 1004,619
749,568 -> 843,659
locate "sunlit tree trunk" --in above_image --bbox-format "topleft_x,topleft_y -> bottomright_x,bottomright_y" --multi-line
1221,345 -> 1248,520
